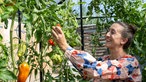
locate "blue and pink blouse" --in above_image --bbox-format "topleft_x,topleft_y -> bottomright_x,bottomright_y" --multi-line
64,47 -> 142,82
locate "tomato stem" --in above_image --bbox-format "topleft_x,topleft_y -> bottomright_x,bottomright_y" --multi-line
10,12 -> 17,78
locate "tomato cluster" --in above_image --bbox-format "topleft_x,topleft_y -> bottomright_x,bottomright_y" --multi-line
50,54 -> 62,65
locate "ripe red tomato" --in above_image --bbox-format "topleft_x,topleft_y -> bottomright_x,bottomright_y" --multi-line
48,39 -> 55,46
56,24 -> 61,28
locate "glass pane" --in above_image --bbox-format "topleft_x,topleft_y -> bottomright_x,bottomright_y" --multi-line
72,0 -> 97,17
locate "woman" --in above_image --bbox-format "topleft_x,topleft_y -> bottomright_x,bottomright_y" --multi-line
52,22 -> 142,82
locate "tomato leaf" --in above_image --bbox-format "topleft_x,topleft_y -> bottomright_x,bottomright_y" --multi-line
142,3 -> 146,8
0,69 -> 17,81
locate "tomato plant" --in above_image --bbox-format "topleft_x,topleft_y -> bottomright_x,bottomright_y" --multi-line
0,0 -> 82,82
0,34 -> 17,81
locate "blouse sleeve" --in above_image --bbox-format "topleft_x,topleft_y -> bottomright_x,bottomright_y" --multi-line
64,47 -> 141,81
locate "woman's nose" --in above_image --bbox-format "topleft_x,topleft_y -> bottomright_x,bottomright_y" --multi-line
106,31 -> 110,37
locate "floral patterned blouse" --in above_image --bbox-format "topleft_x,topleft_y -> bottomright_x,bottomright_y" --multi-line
64,47 -> 142,82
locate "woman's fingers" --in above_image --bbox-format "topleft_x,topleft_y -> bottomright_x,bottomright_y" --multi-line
56,26 -> 63,34
53,26 -> 63,35
52,26 -> 58,34
52,26 -> 64,39
52,29 -> 58,40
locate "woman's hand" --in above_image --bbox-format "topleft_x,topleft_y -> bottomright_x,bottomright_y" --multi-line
52,26 -> 69,52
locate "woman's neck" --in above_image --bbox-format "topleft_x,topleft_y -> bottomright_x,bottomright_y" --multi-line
109,48 -> 127,60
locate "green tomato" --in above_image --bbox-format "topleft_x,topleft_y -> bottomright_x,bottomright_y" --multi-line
51,54 -> 62,65
17,43 -> 26,57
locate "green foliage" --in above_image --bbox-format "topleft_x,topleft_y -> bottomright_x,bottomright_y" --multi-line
0,34 -> 17,81
87,0 -> 146,81
0,69 -> 17,81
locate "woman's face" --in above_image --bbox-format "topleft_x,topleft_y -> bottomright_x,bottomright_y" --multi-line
105,23 -> 125,49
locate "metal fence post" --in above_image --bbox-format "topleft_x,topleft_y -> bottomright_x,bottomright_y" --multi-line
80,0 -> 84,50
18,9 -> 21,43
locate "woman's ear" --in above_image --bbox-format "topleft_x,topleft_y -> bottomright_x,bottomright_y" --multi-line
121,38 -> 128,45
